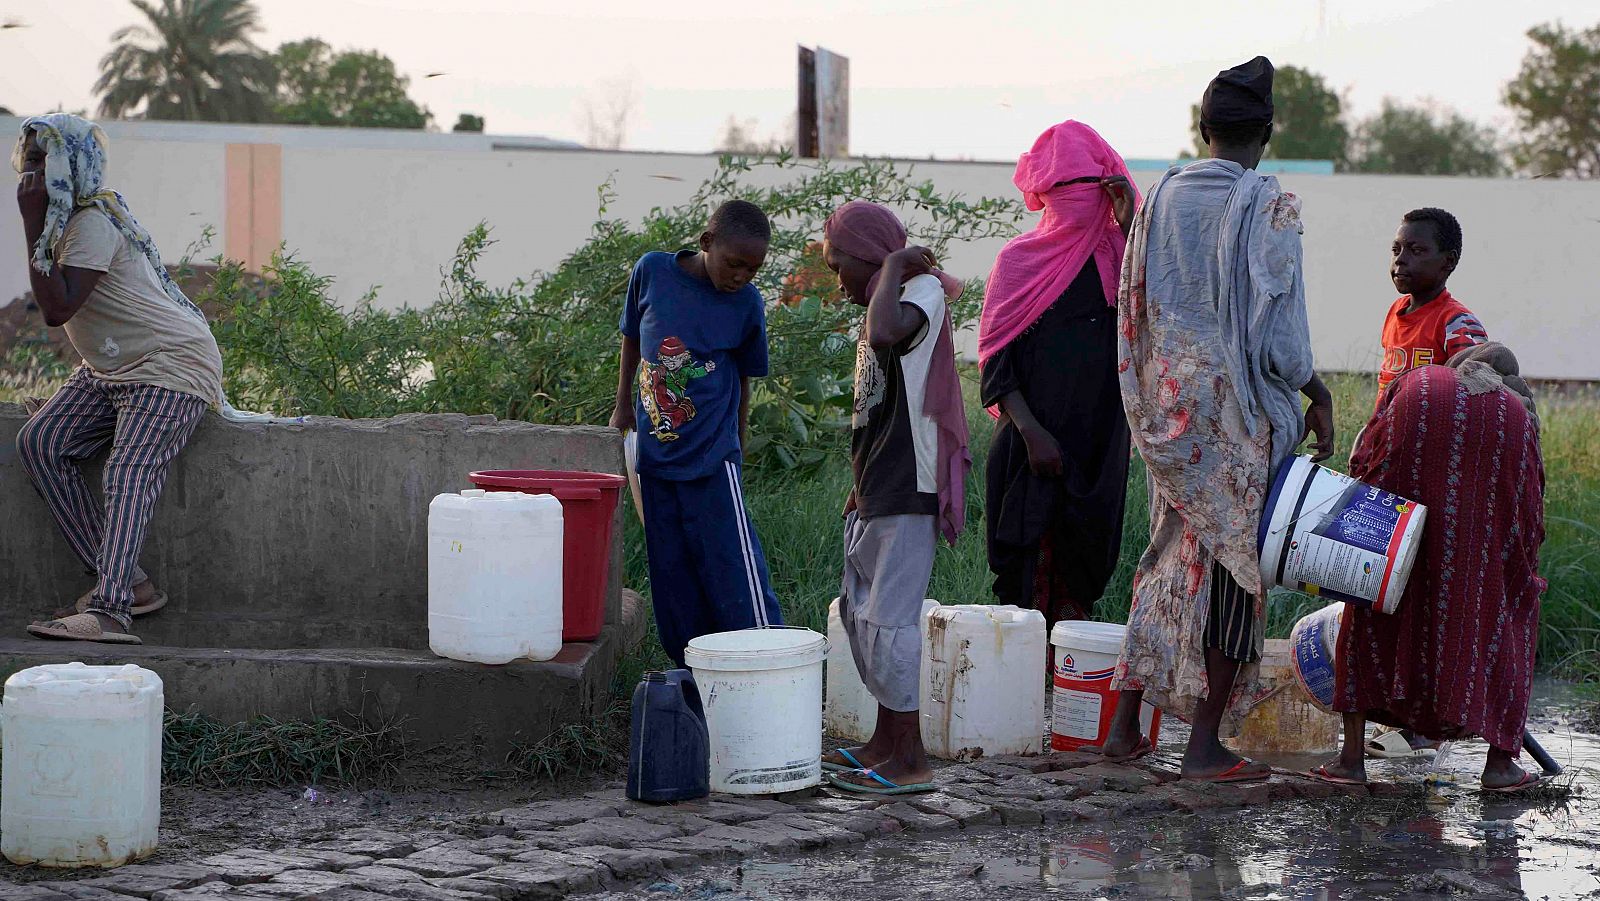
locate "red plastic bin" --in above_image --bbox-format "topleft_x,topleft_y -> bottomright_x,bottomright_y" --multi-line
468,469 -> 626,643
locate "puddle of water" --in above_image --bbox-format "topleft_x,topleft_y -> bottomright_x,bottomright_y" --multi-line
614,679 -> 1600,900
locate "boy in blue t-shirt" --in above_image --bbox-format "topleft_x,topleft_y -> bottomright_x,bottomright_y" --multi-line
609,200 -> 784,666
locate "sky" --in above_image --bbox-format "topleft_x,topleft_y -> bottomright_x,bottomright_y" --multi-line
0,0 -> 1594,161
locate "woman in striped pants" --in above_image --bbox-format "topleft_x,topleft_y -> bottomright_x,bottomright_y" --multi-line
15,115 -> 224,645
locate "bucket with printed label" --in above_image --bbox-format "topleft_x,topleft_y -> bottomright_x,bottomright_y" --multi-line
1049,621 -> 1161,752
1258,456 -> 1427,615
1290,602 -> 1344,713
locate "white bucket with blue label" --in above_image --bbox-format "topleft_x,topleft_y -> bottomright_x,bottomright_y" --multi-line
1258,455 -> 1427,615
1289,602 -> 1344,713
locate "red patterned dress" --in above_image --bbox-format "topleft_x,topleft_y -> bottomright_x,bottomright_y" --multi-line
1336,364 -> 1546,753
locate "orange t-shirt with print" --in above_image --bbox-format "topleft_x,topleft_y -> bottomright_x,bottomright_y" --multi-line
1377,289 -> 1488,399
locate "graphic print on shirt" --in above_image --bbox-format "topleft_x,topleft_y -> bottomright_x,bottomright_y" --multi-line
638,336 -> 716,443
1442,311 -> 1488,356
852,337 -> 886,428
100,336 -> 121,359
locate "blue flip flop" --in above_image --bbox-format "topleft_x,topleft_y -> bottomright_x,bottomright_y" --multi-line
827,767 -> 936,796
821,748 -> 868,774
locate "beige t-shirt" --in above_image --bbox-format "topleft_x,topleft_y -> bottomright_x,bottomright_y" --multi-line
55,209 -> 223,404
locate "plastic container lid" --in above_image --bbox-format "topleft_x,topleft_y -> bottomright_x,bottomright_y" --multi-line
684,628 -> 828,673
1049,620 -> 1128,655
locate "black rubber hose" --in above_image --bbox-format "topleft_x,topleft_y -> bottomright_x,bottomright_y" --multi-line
1524,729 -> 1563,776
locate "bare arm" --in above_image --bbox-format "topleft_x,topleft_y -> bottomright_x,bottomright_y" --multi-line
999,389 -> 1064,477
18,171 -> 101,326
738,376 -> 751,450
1299,372 -> 1335,462
608,334 -> 641,432
864,247 -> 938,351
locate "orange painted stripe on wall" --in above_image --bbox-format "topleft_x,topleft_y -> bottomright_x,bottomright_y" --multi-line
223,143 -> 284,272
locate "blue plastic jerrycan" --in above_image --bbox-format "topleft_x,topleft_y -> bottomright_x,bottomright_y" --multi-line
627,669 -> 710,803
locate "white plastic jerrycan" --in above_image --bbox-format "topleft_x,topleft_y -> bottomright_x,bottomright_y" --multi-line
428,489 -> 563,664
2,663 -> 163,868
824,597 -> 941,744
921,604 -> 1047,760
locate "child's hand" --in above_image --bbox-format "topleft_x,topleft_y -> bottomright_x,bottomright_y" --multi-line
885,245 -> 937,277
608,405 -> 632,432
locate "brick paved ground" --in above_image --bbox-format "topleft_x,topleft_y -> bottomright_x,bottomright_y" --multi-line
0,751 -> 1427,901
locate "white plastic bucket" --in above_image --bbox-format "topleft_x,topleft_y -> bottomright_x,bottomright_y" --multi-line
1258,455 -> 1427,615
2,663 -> 162,868
922,605 -> 1046,760
824,598 -> 939,744
1290,602 -> 1345,713
1049,621 -> 1161,752
685,627 -> 827,794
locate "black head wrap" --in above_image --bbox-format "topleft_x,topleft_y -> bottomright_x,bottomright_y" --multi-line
1201,56 -> 1275,126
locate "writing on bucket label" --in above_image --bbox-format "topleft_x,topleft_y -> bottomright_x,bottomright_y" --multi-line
1286,479 -> 1409,605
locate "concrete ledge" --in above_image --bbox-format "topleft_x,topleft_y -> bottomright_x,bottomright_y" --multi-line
1,404 -> 625,649
0,591 -> 649,763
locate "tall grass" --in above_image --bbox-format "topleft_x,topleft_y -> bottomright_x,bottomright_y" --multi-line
625,371 -> 1600,679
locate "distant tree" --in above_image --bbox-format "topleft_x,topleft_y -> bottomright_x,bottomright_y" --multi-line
272,38 -> 430,129
715,116 -> 784,154
578,78 -> 636,150
1504,21 -> 1600,178
96,0 -> 275,122
1348,99 -> 1505,176
452,113 -> 485,133
1186,64 -> 1349,164
0,106 -> 12,116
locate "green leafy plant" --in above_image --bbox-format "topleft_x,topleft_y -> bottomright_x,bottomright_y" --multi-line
202,154 -> 1023,469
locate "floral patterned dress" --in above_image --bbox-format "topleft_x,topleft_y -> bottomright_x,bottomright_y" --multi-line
1111,160 -> 1315,730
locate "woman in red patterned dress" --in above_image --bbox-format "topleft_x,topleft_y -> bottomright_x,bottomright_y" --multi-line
1315,343 -> 1547,792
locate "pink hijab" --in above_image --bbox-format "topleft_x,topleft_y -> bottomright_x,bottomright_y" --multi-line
823,201 -> 971,545
977,120 -> 1136,372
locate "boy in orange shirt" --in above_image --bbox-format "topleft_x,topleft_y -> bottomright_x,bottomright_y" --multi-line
1365,207 -> 1488,760
1377,208 -> 1487,404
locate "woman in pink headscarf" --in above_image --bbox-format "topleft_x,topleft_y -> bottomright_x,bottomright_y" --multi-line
979,120 -> 1138,628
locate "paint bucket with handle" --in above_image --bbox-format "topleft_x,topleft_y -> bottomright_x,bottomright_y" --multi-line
1258,456 -> 1428,615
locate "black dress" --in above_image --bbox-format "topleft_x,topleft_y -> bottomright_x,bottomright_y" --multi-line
980,257 -> 1130,625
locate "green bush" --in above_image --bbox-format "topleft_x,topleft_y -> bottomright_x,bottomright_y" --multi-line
201,155 -> 1022,468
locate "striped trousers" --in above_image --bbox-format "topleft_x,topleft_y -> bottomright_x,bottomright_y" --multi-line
1204,559 -> 1261,663
17,369 -> 207,627
637,460 -> 783,668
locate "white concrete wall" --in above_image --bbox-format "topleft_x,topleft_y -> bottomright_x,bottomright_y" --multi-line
5,118 -> 1597,379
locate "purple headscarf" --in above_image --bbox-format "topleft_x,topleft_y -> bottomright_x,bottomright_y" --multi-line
824,201 -> 971,545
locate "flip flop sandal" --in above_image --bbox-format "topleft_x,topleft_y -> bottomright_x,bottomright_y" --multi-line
822,748 -> 870,774
827,768 -> 936,796
1305,764 -> 1367,786
1366,727 -> 1438,759
1088,736 -> 1155,764
52,589 -> 169,621
1187,759 -> 1272,784
1482,772 -> 1543,794
27,613 -> 142,645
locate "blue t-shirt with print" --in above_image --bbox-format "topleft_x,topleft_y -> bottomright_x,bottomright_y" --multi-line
621,250 -> 769,480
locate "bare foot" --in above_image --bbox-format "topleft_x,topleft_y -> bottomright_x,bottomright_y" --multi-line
1182,736 -> 1272,781
822,747 -> 883,770
1482,748 -> 1531,790
1310,755 -> 1367,784
830,759 -> 934,790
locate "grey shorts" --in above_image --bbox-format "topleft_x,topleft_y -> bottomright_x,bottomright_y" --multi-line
839,511 -> 937,713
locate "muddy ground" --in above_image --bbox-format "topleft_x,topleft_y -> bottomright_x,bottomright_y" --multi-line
4,682 -> 1596,900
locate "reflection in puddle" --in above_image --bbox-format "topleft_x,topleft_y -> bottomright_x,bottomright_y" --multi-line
608,682 -> 1599,900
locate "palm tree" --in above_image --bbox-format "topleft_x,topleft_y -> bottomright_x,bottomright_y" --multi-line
95,0 -> 276,122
